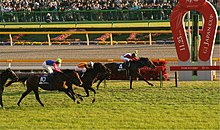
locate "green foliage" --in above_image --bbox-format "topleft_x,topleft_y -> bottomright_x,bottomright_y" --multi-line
0,81 -> 219,129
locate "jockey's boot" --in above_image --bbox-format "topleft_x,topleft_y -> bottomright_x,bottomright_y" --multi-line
125,61 -> 130,69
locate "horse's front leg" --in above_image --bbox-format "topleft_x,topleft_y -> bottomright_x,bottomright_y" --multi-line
64,89 -> 80,104
88,87 -> 96,103
137,73 -> 154,86
96,79 -> 103,90
68,85 -> 83,102
82,87 -> 90,97
17,89 -> 32,106
129,76 -> 133,89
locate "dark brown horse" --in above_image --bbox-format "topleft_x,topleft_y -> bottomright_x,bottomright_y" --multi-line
96,57 -> 156,89
17,70 -> 82,107
77,62 -> 110,103
5,72 -> 45,87
0,68 -> 19,109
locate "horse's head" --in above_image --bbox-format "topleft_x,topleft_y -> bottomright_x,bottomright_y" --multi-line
93,63 -> 110,74
138,57 -> 156,69
61,70 -> 82,86
5,68 -> 19,81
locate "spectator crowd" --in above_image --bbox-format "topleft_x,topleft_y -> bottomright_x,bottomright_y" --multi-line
0,0 -> 219,22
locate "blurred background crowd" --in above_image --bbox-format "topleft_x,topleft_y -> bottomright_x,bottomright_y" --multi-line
0,0 -> 219,22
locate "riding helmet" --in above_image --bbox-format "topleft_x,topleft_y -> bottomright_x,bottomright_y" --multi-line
56,58 -> 62,63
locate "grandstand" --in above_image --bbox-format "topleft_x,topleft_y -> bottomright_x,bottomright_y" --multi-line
0,0 -> 219,45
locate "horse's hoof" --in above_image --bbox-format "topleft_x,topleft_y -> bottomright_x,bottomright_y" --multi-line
76,101 -> 80,104
77,94 -> 82,97
2,107 -> 5,110
79,97 -> 83,101
92,99 -> 96,103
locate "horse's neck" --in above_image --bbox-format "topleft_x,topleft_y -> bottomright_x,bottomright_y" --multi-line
57,72 -> 69,81
134,61 -> 145,68
85,70 -> 99,81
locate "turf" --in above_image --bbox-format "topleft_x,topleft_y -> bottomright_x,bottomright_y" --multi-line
0,80 -> 219,129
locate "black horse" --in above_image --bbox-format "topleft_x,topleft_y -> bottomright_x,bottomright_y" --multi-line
96,57 -> 156,89
77,62 -> 110,103
17,70 -> 82,107
0,68 -> 19,109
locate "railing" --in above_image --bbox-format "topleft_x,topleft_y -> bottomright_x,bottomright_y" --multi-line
0,9 -> 172,22
0,30 -> 172,46
1,8 -> 219,23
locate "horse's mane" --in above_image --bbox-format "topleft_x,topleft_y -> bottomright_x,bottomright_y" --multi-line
138,57 -> 149,61
62,69 -> 75,73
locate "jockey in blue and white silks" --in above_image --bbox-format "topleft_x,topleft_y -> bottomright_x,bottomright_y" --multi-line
42,58 -> 62,73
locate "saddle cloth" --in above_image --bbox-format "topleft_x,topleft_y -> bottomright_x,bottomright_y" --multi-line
39,76 -> 49,84
117,63 -> 126,71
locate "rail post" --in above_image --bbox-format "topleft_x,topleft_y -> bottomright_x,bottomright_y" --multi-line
149,33 -> 152,45
9,34 -> 13,46
47,34 -> 51,46
160,70 -> 163,87
86,33 -> 90,46
110,33 -> 113,45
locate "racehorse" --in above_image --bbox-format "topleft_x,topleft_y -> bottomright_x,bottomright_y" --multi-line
77,62 -> 110,103
96,57 -> 156,89
17,70 -> 82,107
5,72 -> 45,87
0,68 -> 19,109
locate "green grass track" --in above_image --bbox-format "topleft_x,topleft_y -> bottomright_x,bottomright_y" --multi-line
0,80 -> 219,129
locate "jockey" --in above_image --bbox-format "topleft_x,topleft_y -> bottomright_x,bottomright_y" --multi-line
41,58 -> 62,86
75,61 -> 94,73
42,58 -> 62,74
120,50 -> 138,68
121,50 -> 138,62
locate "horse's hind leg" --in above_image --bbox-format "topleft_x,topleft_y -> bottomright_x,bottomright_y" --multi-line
0,87 -> 4,109
17,89 -> 32,106
33,90 -> 44,107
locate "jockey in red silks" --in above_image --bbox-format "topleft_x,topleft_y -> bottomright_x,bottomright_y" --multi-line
42,58 -> 62,74
121,50 -> 138,62
120,50 -> 138,68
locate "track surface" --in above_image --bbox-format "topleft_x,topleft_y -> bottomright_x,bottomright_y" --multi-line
0,44 -> 219,78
